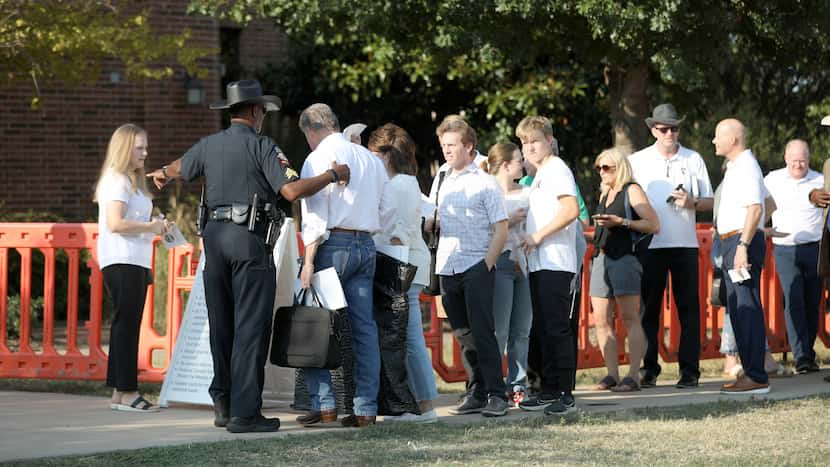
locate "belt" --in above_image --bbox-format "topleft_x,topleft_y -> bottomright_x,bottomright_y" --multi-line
719,230 -> 742,240
330,227 -> 370,235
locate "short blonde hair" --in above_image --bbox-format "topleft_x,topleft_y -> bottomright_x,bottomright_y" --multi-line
435,114 -> 477,150
595,147 -> 633,194
94,123 -> 150,201
515,116 -> 553,141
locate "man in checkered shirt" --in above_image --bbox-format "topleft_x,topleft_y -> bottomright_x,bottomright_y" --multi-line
426,115 -> 509,417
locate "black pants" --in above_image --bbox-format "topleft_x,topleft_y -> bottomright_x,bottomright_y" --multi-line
639,248 -> 701,379
103,264 -> 150,392
528,269 -> 576,396
202,221 -> 276,419
440,260 -> 506,400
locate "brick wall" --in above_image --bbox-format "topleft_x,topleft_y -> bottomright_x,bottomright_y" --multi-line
0,1 -> 290,221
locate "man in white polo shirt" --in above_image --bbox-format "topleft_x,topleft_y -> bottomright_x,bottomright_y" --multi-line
628,103 -> 714,388
764,139 -> 824,374
714,118 -> 769,395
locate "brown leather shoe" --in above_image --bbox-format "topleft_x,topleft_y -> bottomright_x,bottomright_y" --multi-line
296,409 -> 337,427
720,375 -> 770,394
357,415 -> 376,427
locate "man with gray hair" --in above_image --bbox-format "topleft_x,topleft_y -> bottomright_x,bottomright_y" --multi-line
297,103 -> 394,427
764,139 -> 824,374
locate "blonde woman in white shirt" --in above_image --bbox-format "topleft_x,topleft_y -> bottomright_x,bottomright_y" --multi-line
94,124 -> 169,412
480,142 -> 533,405
368,125 -> 438,423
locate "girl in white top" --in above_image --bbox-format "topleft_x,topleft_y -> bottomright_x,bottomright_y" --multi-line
368,124 -> 438,423
94,124 -> 169,413
480,142 -> 533,405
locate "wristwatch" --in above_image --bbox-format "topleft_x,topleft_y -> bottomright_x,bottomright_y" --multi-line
327,168 -> 339,183
161,165 -> 169,178
738,240 -> 750,248
622,218 -> 631,228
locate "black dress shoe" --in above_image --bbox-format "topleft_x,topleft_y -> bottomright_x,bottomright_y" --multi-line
226,415 -> 280,433
796,359 -> 820,374
675,376 -> 699,388
639,373 -> 658,388
213,399 -> 230,428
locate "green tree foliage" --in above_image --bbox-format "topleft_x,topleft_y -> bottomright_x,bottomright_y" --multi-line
190,0 -> 830,201
1,0 -> 214,108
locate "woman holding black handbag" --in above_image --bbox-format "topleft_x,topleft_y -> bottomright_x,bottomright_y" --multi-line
368,125 -> 438,423
589,148 -> 659,392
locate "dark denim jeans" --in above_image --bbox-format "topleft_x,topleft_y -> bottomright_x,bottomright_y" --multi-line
773,242 -> 820,364
304,231 -> 379,416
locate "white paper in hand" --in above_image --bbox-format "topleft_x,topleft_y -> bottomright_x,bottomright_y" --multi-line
293,267 -> 348,310
161,224 -> 188,249
727,267 -> 751,283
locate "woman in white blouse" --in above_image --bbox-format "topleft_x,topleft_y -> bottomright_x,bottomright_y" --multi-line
94,124 -> 168,412
480,142 -> 533,405
368,124 -> 438,423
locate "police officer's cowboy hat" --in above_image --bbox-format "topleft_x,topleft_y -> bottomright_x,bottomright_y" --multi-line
209,79 -> 282,112
645,103 -> 685,128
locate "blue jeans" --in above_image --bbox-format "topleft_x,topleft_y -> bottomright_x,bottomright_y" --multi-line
492,251 -> 533,387
773,242 -> 820,363
304,231 -> 379,416
404,285 -> 438,402
721,232 -> 768,384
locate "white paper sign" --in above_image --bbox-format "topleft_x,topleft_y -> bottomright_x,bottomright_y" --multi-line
159,219 -> 300,407
161,224 -> 188,249
293,267 -> 348,310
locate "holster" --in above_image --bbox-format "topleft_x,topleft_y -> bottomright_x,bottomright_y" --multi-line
230,204 -> 251,225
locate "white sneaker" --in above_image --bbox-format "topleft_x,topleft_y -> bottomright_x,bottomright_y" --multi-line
386,409 -> 438,424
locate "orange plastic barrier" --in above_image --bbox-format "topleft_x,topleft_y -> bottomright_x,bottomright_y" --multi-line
1,222 -> 829,384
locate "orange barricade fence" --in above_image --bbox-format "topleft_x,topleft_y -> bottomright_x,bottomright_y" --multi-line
2,222 -> 829,384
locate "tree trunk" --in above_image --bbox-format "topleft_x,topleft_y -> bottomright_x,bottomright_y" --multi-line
605,63 -> 651,155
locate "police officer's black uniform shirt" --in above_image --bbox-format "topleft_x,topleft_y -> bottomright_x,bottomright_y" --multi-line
179,123 -> 288,207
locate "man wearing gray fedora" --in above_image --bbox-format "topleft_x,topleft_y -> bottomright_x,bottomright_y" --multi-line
628,103 -> 714,388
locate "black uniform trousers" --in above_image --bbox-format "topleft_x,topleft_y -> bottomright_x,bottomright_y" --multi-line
528,270 -> 576,397
639,247 -> 701,380
202,221 -> 276,419
440,260 -> 507,400
103,264 -> 150,391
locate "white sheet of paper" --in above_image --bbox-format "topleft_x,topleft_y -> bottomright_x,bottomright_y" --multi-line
294,266 -> 348,310
161,224 -> 188,249
727,267 -> 751,283
376,243 -> 409,263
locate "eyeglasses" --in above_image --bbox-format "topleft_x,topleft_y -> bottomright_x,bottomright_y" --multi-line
595,164 -> 616,173
654,126 -> 679,134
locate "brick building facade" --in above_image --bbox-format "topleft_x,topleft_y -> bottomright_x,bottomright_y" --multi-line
0,1 -> 291,221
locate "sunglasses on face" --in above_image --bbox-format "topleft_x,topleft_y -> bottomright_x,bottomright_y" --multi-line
655,126 -> 679,134
595,164 -> 616,173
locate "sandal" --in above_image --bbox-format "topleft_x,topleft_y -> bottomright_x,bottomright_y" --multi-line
611,376 -> 640,392
112,395 -> 159,413
767,363 -> 793,378
594,375 -> 618,390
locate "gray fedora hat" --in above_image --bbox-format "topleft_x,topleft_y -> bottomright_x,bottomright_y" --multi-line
645,103 -> 685,128
209,79 -> 281,111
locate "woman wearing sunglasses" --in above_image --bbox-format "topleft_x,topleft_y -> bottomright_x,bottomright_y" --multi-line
590,148 -> 659,392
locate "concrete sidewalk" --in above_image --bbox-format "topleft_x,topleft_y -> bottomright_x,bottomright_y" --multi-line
2,372 -> 829,463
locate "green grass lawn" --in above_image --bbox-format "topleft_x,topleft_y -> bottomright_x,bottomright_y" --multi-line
20,395 -> 830,466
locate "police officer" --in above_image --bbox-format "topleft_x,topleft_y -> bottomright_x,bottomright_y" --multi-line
147,80 -> 350,433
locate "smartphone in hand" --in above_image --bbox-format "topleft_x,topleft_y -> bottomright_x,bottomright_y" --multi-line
666,184 -> 685,204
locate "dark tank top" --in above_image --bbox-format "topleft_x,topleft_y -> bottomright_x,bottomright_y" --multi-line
593,183 -> 640,259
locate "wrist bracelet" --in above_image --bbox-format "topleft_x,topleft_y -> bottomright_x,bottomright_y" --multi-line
327,168 -> 339,183
161,165 -> 169,178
